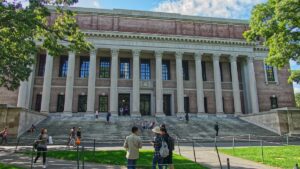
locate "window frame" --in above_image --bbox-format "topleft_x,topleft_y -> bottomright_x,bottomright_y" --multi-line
140,59 -> 151,80
202,61 -> 207,81
35,94 -> 42,111
265,64 -> 275,82
59,56 -> 68,77
184,96 -> 190,113
119,58 -> 131,79
162,60 -> 170,80
99,95 -> 108,112
99,57 -> 111,78
182,60 -> 189,81
78,95 -> 87,112
37,55 -> 46,76
56,94 -> 65,112
79,57 -> 90,78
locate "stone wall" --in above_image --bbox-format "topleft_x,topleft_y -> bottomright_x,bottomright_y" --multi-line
240,107 -> 300,135
0,88 -> 18,106
0,104 -> 47,138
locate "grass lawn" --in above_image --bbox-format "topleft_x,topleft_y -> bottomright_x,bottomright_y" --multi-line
0,163 -> 25,169
42,150 -> 208,169
219,146 -> 300,169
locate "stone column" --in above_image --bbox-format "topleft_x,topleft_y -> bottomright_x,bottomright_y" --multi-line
176,52 -> 184,114
64,51 -> 76,113
132,49 -> 141,116
247,56 -> 259,113
109,48 -> 119,115
230,54 -> 242,114
17,81 -> 28,108
194,53 -> 205,114
40,52 -> 53,113
87,49 -> 97,113
155,51 -> 164,116
213,54 -> 223,113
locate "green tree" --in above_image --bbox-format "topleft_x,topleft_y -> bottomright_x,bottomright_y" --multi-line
0,0 -> 92,90
295,93 -> 300,107
244,0 -> 299,73
288,70 -> 300,84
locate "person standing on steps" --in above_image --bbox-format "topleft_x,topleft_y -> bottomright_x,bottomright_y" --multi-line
124,126 -> 142,169
95,110 -> 99,119
185,112 -> 189,123
33,128 -> 48,168
106,112 -> 111,124
0,127 -> 8,145
214,122 -> 219,137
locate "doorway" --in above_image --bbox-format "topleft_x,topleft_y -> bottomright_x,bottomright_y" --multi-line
140,94 -> 151,116
163,94 -> 171,116
118,94 -> 130,116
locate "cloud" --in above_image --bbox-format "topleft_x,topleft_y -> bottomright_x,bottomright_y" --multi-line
154,0 -> 266,19
73,0 -> 101,8
290,60 -> 300,70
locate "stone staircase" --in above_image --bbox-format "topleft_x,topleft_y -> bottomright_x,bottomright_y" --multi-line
17,113 -> 281,145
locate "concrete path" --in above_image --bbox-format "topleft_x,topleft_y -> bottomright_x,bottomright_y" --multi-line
176,146 -> 280,169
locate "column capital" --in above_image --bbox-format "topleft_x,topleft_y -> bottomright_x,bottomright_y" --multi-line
194,52 -> 204,60
247,56 -> 255,62
111,48 -> 119,56
175,51 -> 183,60
132,49 -> 141,57
90,48 -> 97,55
155,50 -> 164,58
229,54 -> 238,62
212,53 -> 221,61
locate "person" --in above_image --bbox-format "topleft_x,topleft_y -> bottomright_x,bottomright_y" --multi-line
0,127 -> 8,145
294,163 -> 299,169
29,124 -> 36,133
95,110 -> 99,119
149,121 -> 155,130
67,127 -> 76,147
106,112 -> 111,124
33,128 -> 48,168
214,122 -> 219,137
185,112 -> 189,123
151,126 -> 163,169
160,126 -> 174,169
123,126 -> 142,169
77,127 -> 82,140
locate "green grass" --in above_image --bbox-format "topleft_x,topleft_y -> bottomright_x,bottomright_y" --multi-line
43,150 -> 208,169
0,163 -> 25,169
219,146 -> 300,169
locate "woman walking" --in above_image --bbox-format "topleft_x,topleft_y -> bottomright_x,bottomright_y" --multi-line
33,128 -> 48,168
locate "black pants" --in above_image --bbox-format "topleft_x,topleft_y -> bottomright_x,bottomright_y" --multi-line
1,136 -> 7,144
34,147 -> 47,165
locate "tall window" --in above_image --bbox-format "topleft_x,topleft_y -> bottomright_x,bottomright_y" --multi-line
35,94 -> 42,111
59,56 -> 68,77
270,96 -> 278,109
78,95 -> 87,112
219,62 -> 223,82
79,57 -> 89,78
56,95 -> 65,112
99,96 -> 108,112
202,61 -> 207,81
204,97 -> 208,113
162,60 -> 170,80
184,96 -> 190,113
265,64 -> 275,82
99,57 -> 110,78
37,55 -> 46,76
182,60 -> 189,80
120,58 -> 130,79
140,59 -> 151,80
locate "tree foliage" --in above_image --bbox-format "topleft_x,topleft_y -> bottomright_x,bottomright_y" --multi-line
288,70 -> 300,84
295,93 -> 300,107
0,0 -> 92,90
244,0 -> 300,70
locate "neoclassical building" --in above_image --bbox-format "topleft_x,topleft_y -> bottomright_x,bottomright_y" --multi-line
0,7 -> 295,117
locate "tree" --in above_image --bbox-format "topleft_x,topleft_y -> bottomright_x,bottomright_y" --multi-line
244,0 -> 299,72
288,70 -> 300,84
295,93 -> 300,107
0,0 -> 93,90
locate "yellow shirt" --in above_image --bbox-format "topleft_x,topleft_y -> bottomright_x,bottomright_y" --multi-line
124,133 -> 142,159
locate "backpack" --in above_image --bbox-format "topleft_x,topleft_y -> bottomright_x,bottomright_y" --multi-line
168,136 -> 175,151
159,138 -> 169,158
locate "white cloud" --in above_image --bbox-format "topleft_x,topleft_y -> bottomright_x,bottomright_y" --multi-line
73,0 -> 101,8
154,0 -> 266,19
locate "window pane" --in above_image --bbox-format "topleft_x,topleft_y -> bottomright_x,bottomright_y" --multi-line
99,96 -> 108,112
182,60 -> 189,80
80,57 -> 89,78
162,60 -> 170,80
120,58 -> 130,79
38,55 -> 46,76
265,65 -> 275,82
59,56 -> 68,77
56,95 -> 65,112
141,59 -> 151,80
100,57 -> 110,78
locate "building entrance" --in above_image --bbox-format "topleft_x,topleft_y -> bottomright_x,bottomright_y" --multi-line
118,94 -> 130,116
163,94 -> 171,116
140,94 -> 151,116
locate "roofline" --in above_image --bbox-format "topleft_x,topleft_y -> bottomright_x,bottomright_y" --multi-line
47,6 -> 249,25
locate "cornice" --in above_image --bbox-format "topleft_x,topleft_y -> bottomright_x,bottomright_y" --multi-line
84,30 -> 264,47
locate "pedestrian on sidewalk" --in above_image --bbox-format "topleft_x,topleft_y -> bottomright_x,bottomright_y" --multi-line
185,112 -> 189,123
124,126 -> 142,169
151,126 -> 164,169
214,122 -> 219,137
76,127 -> 82,140
160,126 -> 175,169
106,112 -> 111,124
0,127 -> 8,145
95,110 -> 99,119
33,128 -> 48,168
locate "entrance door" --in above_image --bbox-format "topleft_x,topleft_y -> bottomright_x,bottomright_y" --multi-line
163,94 -> 171,116
140,94 -> 151,116
78,95 -> 87,112
118,94 -> 130,116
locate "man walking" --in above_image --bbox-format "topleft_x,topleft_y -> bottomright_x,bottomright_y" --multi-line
124,126 -> 142,169
214,122 -> 219,137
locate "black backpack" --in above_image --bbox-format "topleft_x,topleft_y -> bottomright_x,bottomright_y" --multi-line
168,136 -> 175,151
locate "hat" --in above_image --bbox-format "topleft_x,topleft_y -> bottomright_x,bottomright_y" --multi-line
152,126 -> 161,134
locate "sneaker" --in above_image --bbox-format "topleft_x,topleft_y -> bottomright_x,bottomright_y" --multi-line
42,165 -> 46,168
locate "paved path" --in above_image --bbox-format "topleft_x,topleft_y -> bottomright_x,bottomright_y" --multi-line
176,146 -> 280,169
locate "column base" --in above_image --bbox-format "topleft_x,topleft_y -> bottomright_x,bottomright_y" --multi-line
155,112 -> 165,117
176,112 -> 185,118
196,112 -> 206,117
131,113 -> 142,117
63,112 -> 73,116
234,112 -> 242,117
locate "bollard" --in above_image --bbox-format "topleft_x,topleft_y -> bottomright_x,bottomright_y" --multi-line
232,136 -> 235,151
192,141 -> 197,162
248,134 -> 251,146
227,158 -> 230,169
77,146 -> 80,169
260,140 -> 264,163
82,146 -> 85,169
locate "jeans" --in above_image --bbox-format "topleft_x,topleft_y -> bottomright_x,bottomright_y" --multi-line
34,147 -> 47,165
127,159 -> 137,169
152,155 -> 167,169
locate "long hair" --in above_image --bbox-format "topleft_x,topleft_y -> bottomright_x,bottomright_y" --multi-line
40,128 -> 45,135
